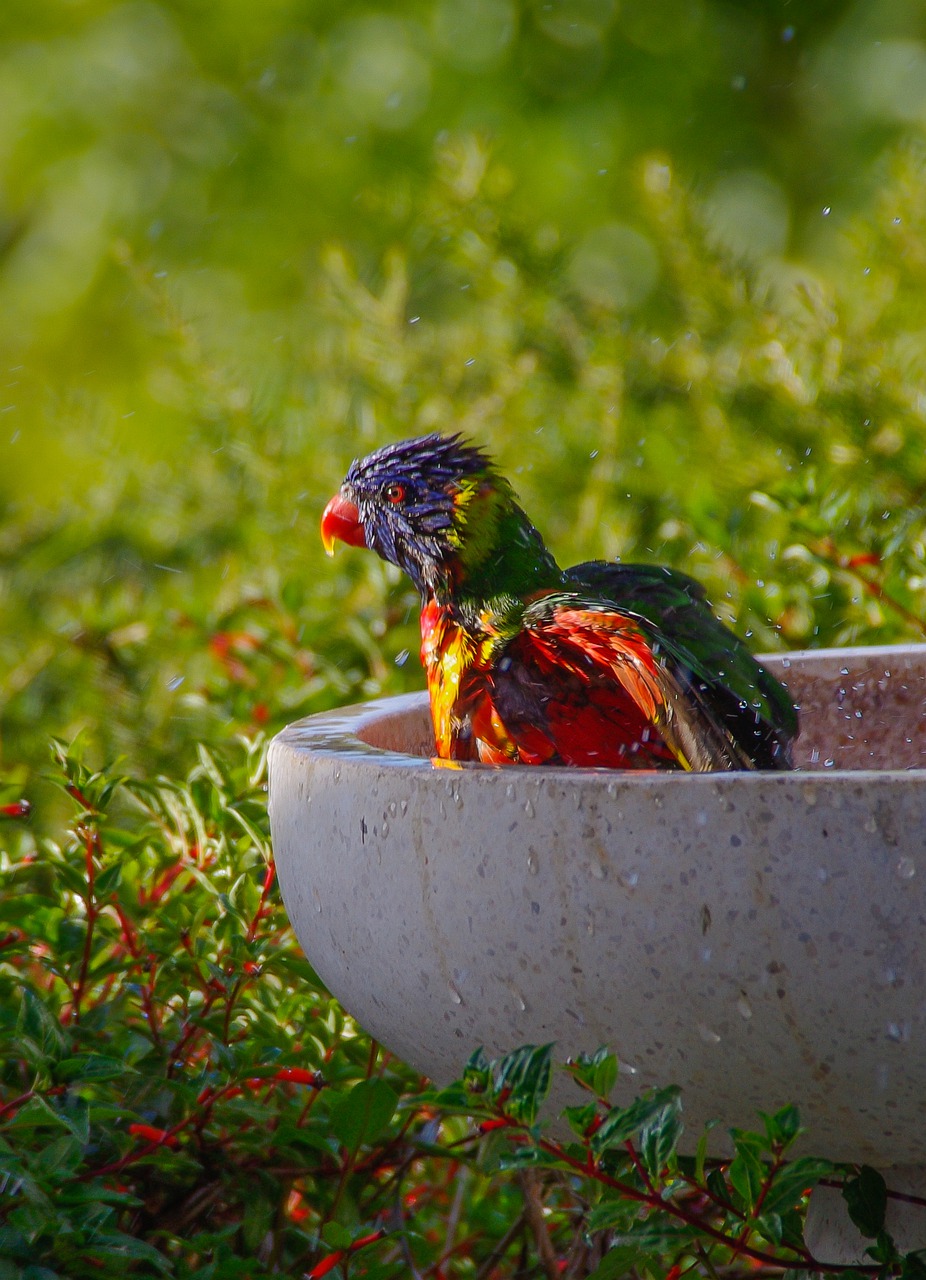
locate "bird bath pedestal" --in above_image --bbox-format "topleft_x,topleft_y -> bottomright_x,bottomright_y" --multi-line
268,644 -> 926,1264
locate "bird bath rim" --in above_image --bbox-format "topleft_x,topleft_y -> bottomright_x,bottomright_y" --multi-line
275,641 -> 926,780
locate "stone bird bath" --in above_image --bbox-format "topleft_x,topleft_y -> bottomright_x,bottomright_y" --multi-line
268,643 -> 926,1261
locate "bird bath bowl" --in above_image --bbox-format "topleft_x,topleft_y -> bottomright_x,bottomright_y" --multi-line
269,643 -> 926,1260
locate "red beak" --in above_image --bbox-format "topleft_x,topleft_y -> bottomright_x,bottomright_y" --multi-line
321,493 -> 366,556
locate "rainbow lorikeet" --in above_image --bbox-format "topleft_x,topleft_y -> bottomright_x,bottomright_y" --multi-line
321,433 -> 797,771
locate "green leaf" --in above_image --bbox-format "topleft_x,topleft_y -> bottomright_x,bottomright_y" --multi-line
16,991 -> 66,1065
586,1245 -> 650,1279
706,1166 -> 732,1209
587,1201 -> 634,1235
591,1087 -> 681,1156
492,1044 -> 553,1126
321,1222 -> 353,1250
78,1232 -> 170,1271
866,1229 -> 899,1265
843,1165 -> 888,1238
330,1079 -> 398,1152
592,1051 -> 618,1100
55,1055 -> 132,1083
728,1140 -> 766,1213
497,1146 -> 566,1170
694,1119 -> 719,1183
93,862 -> 123,897
760,1104 -> 802,1149
639,1096 -> 683,1177
462,1047 -> 491,1095
760,1157 -> 835,1217
33,1135 -> 82,1178
901,1249 -> 926,1279
563,1102 -> 598,1138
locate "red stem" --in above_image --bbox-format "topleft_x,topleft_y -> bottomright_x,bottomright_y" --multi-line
71,824 -> 100,1022
532,1134 -> 879,1275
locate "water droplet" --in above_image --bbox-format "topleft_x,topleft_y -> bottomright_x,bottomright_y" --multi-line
822,205 -> 831,217
506,982 -> 528,1012
381,821 -> 389,837
698,1024 -> 722,1044
505,782 -> 517,801
701,947 -> 712,963
695,810 -> 708,827
817,867 -> 830,883
781,658 -> 791,669
388,801 -> 397,817
895,856 -> 916,881
526,850 -> 539,875
737,993 -> 753,1020
606,781 -> 617,798
400,800 -> 408,816
448,982 -> 464,1005
394,648 -> 410,666
589,859 -> 606,880
586,915 -> 595,936
312,888 -> 323,915
167,675 -> 184,691
885,1021 -> 908,1042
823,758 -> 835,768
523,799 -> 535,818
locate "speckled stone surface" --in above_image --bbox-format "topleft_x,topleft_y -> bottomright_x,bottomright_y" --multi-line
268,644 -> 926,1166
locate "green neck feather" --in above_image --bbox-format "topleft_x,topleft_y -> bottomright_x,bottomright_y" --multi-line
441,475 -> 561,612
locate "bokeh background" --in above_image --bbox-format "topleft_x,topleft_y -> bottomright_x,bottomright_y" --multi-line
3,0 -> 926,805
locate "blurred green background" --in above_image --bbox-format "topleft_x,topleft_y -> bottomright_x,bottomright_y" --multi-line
3,0 -> 926,808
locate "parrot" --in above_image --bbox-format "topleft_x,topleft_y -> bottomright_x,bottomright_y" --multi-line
321,433 -> 797,771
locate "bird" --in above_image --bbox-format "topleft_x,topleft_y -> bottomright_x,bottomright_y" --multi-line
321,433 -> 797,771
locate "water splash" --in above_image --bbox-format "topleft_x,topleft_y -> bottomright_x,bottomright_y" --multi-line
895,856 -> 916,881
505,981 -> 528,1013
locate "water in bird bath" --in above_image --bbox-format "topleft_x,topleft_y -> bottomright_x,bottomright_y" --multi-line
360,644 -> 926,770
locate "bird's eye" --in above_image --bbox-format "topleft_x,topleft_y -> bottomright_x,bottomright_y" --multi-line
384,483 -> 406,505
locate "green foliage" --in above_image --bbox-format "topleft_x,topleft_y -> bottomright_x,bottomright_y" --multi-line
4,0 -> 926,812
433,1043 -> 924,1278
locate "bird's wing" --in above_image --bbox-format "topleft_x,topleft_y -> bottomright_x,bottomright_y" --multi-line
486,592 -> 759,771
563,562 -> 797,768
